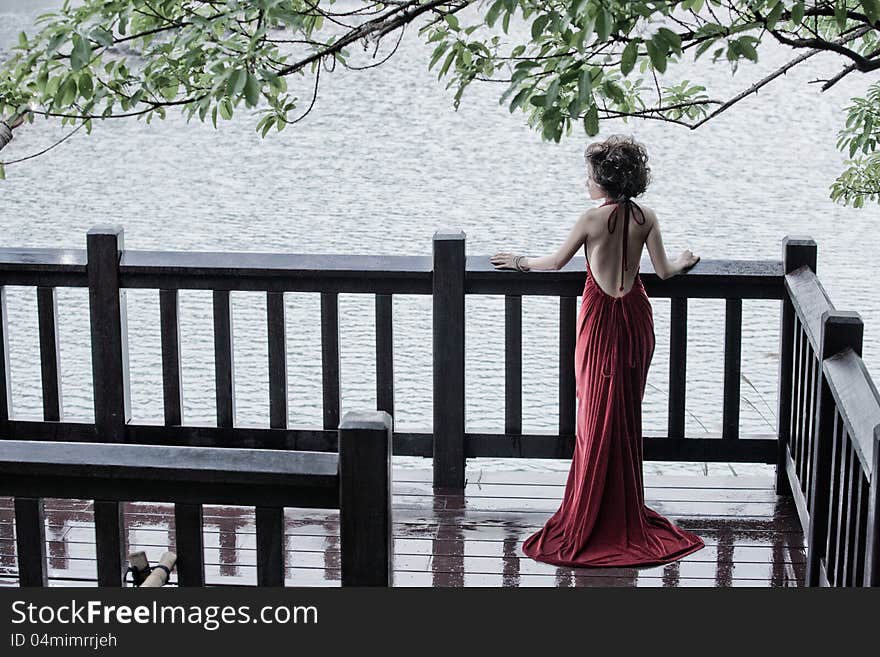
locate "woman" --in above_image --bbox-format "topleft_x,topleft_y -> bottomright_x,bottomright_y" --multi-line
491,134 -> 704,568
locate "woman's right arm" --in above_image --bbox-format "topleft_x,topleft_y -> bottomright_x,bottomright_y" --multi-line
645,213 -> 700,280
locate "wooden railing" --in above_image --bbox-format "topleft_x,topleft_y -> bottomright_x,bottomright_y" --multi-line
776,237 -> 880,587
1,227 -> 783,484
0,411 -> 393,587
2,226 -> 878,586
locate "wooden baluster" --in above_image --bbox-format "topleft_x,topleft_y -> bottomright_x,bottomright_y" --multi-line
256,506 -> 284,586
320,292 -> 340,432
853,471 -> 868,586
668,297 -> 687,440
824,411 -> 843,585
843,443 -> 858,585
794,330 -> 808,494
800,349 -> 816,494
558,296 -> 576,458
375,294 -> 394,424
267,291 -> 288,430
213,289 -> 235,428
722,298 -> 742,440
834,441 -> 851,586
504,295 -> 522,438
37,286 -> 62,421
14,498 -> 47,587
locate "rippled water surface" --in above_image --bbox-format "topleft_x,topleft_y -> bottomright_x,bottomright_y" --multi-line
1,1 -> 878,456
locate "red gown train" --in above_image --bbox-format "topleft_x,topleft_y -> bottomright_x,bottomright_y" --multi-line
521,197 -> 705,568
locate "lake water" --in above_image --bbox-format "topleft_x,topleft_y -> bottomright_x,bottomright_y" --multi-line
1,1 -> 877,474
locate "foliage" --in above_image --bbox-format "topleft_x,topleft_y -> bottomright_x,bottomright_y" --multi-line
1,1 -> 879,204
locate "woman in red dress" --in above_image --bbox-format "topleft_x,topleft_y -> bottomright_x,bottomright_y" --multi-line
491,135 -> 704,568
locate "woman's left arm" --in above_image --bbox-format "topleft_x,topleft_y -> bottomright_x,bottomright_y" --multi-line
491,210 -> 591,271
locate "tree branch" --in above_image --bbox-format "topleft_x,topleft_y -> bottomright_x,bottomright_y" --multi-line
689,25 -> 876,130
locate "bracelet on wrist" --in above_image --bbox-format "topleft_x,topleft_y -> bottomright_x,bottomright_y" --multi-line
514,255 -> 530,272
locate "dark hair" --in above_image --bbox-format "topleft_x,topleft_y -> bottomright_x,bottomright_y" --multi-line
584,134 -> 652,200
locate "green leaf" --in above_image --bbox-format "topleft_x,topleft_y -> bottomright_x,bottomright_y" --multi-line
485,0 -> 504,28
646,38 -> 667,73
429,42 -> 449,70
59,76 -> 78,106
584,103 -> 599,136
529,94 -> 548,107
36,69 -> 48,94
78,72 -> 93,99
444,14 -> 459,31
694,38 -> 718,61
46,32 -> 66,56
70,34 -> 92,72
791,1 -> 805,24
738,38 -> 758,63
602,79 -> 625,105
219,98 -> 233,120
508,87 -> 531,112
656,27 -> 681,55
90,26 -> 114,48
227,69 -> 246,97
439,49 -> 456,77
620,40 -> 638,77
0,163 -> 5,180
578,68 -> 592,107
531,14 -> 550,40
862,0 -> 880,23
834,0 -> 847,30
764,1 -> 784,30
545,78 -> 560,107
595,9 -> 613,42
261,116 -> 275,137
160,81 -> 179,101
244,73 -> 261,107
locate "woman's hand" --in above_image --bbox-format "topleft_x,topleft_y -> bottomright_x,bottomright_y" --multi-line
491,252 -> 517,270
678,249 -> 700,271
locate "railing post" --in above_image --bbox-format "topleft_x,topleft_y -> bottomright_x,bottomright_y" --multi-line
776,236 -> 817,496
87,226 -> 131,586
805,310 -> 862,586
338,410 -> 393,586
866,424 -> 880,586
432,230 -> 466,489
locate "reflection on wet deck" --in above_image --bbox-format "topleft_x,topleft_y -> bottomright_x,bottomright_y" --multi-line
0,466 -> 805,587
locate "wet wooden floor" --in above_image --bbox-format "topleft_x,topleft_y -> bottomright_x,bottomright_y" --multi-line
0,465 -> 805,587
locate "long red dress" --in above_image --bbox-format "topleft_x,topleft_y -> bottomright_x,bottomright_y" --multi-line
521,197 -> 705,568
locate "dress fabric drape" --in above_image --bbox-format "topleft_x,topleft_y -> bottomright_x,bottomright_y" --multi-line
521,199 -> 705,568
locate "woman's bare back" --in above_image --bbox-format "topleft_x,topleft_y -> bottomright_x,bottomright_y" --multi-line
585,200 -> 655,298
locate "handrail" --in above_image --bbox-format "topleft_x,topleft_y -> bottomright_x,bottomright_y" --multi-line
0,246 -> 782,297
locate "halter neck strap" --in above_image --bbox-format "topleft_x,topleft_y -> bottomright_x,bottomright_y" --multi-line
598,196 -> 647,292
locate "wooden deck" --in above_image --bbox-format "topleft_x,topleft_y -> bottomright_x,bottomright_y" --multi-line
0,464 -> 805,587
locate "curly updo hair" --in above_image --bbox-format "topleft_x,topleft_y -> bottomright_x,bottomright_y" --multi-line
584,134 -> 652,200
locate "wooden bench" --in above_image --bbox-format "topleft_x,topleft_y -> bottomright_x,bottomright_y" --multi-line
0,410 -> 393,587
